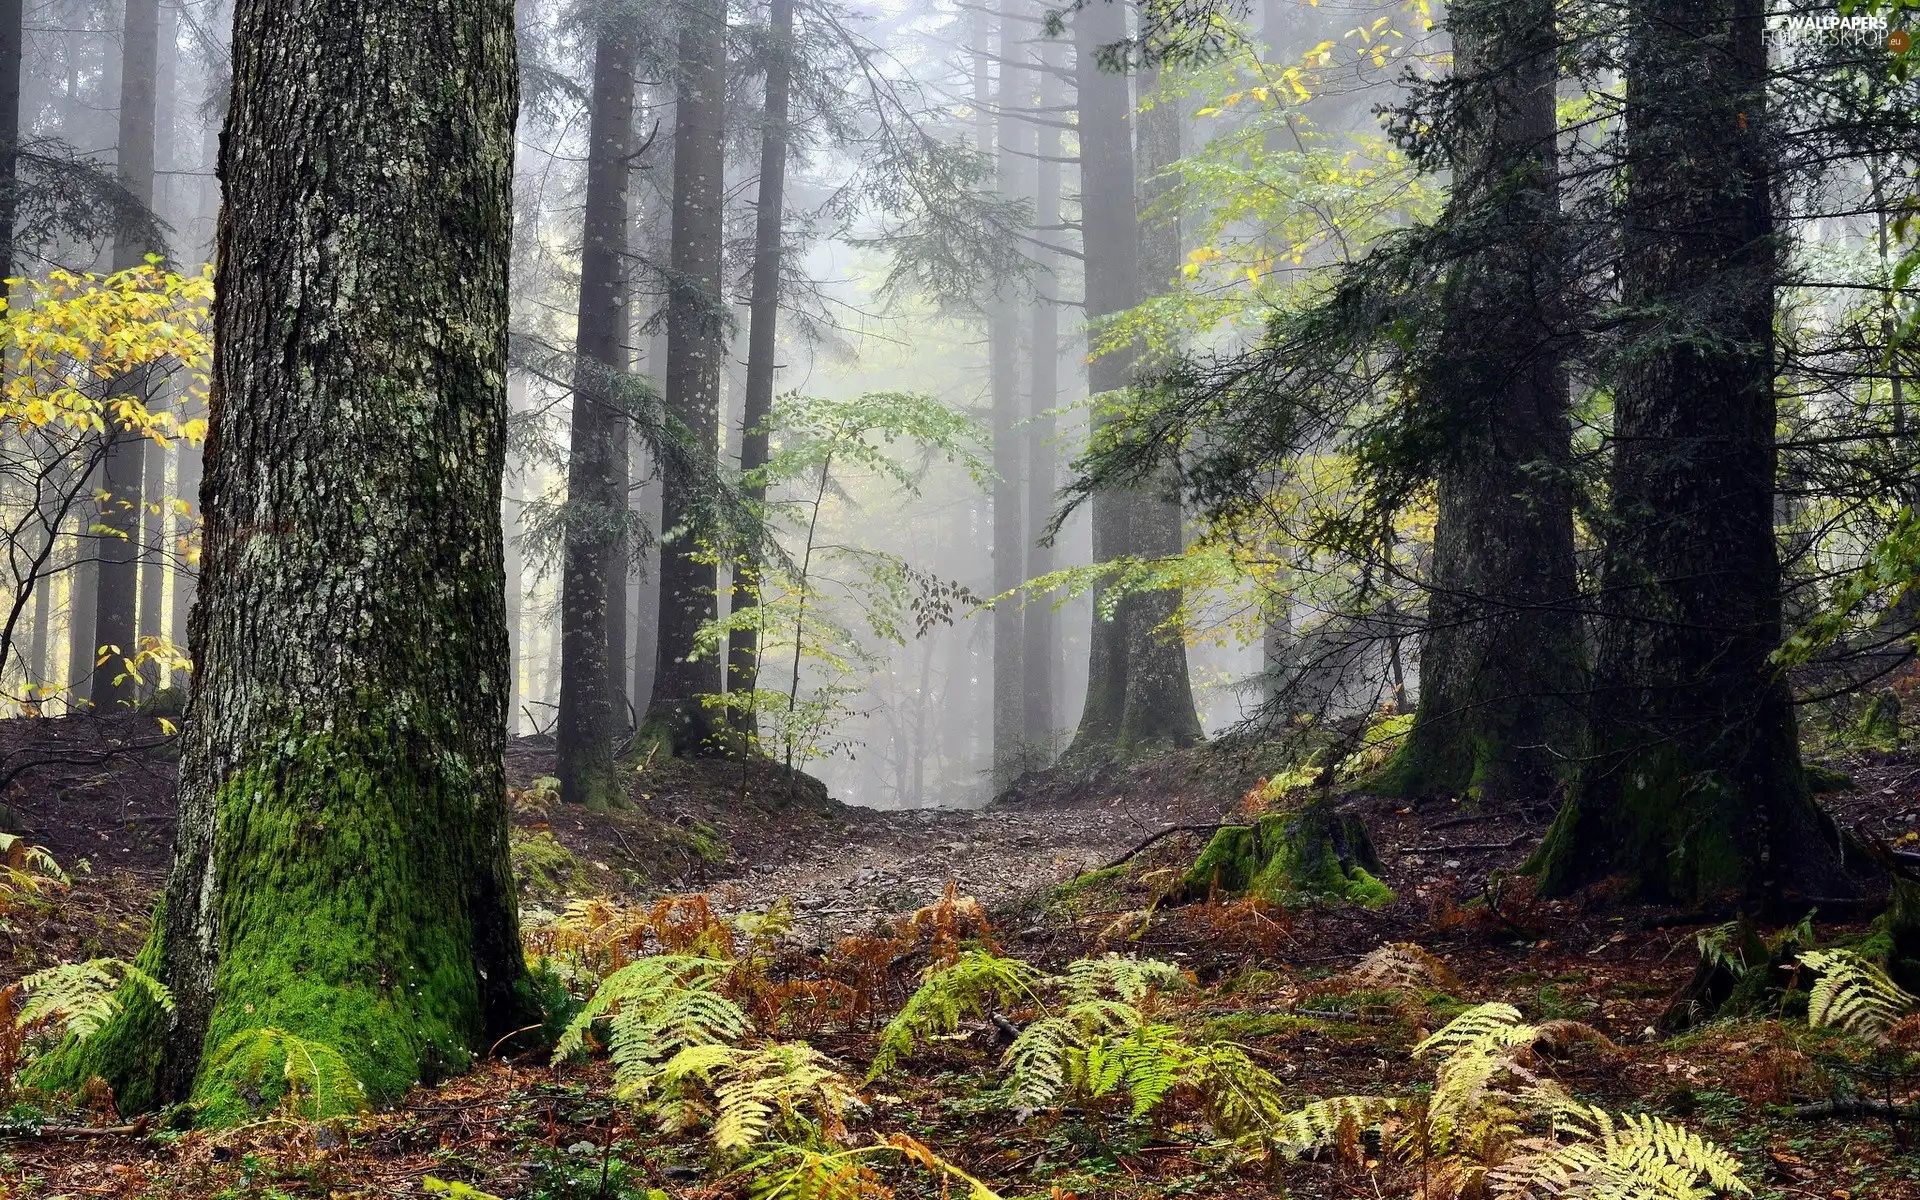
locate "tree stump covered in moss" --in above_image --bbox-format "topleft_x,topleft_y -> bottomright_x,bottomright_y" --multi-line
1853,689 -> 1904,750
1179,800 -> 1394,908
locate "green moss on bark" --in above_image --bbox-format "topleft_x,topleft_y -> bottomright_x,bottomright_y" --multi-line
182,727 -> 519,1121
1181,802 -> 1394,908
26,903 -> 173,1113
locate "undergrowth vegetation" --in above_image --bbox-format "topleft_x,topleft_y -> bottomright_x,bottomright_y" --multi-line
17,849 -> 1920,1198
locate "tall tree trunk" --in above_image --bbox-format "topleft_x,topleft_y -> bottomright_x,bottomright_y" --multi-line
43,0 -> 533,1117
727,0 -> 793,742
505,375 -> 527,737
1065,0 -> 1136,759
169,74 -> 224,665
1532,0 -> 1848,906
1116,59 -> 1202,752
1371,0 -> 1580,805
134,0 -> 180,683
91,0 -> 161,709
556,14 -> 637,810
0,0 -> 20,288
990,0 -> 1024,783
632,330 -> 666,712
646,0 -> 727,755
1022,18 -> 1060,756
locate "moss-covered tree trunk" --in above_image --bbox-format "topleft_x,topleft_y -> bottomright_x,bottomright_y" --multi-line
556,15 -> 638,810
1372,0 -> 1581,805
1531,0 -> 1849,907
54,0 -> 535,1119
645,0 -> 728,756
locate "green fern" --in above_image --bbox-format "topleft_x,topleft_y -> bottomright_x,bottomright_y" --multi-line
1414,1002 -> 1534,1063
1265,1094 -> 1396,1157
1491,1104 -> 1751,1198
1800,948 -> 1918,1037
744,1135 -> 1005,1200
16,958 -> 172,1041
867,950 -> 1043,1079
1182,1041 -> 1294,1139
1056,954 -> 1184,1005
653,1039 -> 858,1151
555,954 -> 745,1079
205,1027 -> 368,1120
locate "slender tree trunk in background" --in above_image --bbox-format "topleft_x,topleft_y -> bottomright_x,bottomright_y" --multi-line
1065,0 -> 1137,760
1116,61 -> 1202,752
1022,22 -> 1060,757
647,0 -> 727,755
632,331 -> 666,712
136,0 -> 181,687
728,0 -> 793,741
989,1 -> 1024,784
505,376 -> 527,737
1533,0 -> 1848,907
607,443 -> 629,726
556,15 -> 637,810
91,0 -> 160,709
43,0 -> 533,1116
169,75 -> 223,666
0,0 -> 20,287
1371,0 -> 1580,805
66,537 -> 94,705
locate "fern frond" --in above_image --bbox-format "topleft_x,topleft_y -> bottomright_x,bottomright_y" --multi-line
1002,1015 -> 1082,1110
205,1027 -> 368,1119
1057,954 -> 1185,1005
17,958 -> 173,1040
744,1143 -> 894,1200
1801,949 -> 1918,1037
1108,1023 -> 1184,1117
1414,1002 -> 1530,1063
867,950 -> 1043,1079
882,1133 -> 1006,1200
554,954 -> 741,1066
1184,1041 -> 1295,1139
1491,1106 -> 1750,1199
709,1041 -> 857,1152
1344,942 -> 1461,991
1267,1094 -> 1395,1157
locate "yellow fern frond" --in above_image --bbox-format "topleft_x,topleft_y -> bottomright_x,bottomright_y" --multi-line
1344,942 -> 1461,991
17,958 -> 172,1042
1268,1094 -> 1395,1157
1801,949 -> 1918,1037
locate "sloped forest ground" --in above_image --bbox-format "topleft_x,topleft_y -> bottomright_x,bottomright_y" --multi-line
0,712 -> 1917,1198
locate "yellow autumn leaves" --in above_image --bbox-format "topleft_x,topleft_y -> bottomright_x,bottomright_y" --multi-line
0,258 -> 214,448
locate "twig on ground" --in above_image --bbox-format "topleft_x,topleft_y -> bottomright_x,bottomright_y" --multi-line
1396,834 -> 1530,855
1793,1095 -> 1920,1121
1086,823 -> 1247,875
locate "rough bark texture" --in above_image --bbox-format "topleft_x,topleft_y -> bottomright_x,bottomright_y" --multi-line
1372,0 -> 1581,805
727,0 -> 793,740
90,0 -> 161,710
1117,61 -> 1202,753
556,16 -> 637,810
1065,0 -> 1135,760
1532,0 -> 1848,907
646,0 -> 728,755
41,0 -> 535,1119
989,0 -> 1024,783
1022,21 -> 1061,755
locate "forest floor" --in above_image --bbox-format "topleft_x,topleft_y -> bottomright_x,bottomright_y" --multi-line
0,713 -> 1917,1198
